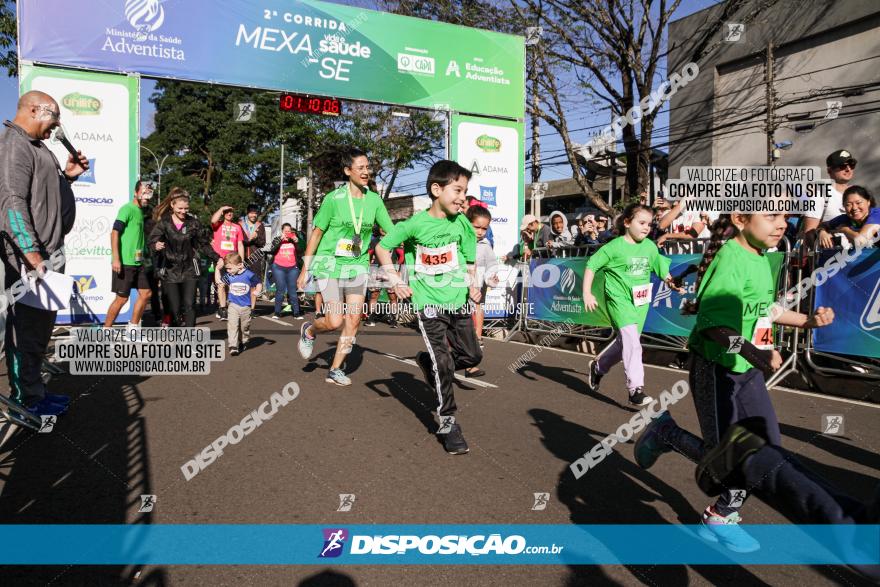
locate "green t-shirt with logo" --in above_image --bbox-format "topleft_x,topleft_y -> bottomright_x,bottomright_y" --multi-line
115,201 -> 145,266
379,210 -> 476,312
312,186 -> 394,279
689,239 -> 776,373
586,236 -> 670,331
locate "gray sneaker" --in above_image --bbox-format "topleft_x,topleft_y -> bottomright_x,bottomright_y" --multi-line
326,368 -> 351,386
298,321 -> 315,360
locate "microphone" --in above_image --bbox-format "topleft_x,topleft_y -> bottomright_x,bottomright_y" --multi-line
53,127 -> 80,161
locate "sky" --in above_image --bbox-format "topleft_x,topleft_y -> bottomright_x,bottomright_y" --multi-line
0,0 -> 720,191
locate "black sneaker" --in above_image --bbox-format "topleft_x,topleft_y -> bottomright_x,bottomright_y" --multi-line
442,423 -> 469,455
220,307 -> 228,321
696,417 -> 769,497
364,318 -> 376,327
628,387 -> 653,406
416,351 -> 436,390
464,368 -> 485,378
587,360 -> 604,391
215,309 -> 223,319
229,347 -> 239,356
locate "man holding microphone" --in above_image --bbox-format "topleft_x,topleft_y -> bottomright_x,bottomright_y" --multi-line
0,91 -> 89,417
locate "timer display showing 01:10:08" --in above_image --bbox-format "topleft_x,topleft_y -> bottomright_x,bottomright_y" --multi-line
279,94 -> 342,116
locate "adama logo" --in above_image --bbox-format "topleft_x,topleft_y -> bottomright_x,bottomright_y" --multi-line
319,528 -> 348,558
62,93 -> 102,115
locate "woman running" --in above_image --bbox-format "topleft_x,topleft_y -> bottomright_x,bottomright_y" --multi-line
296,148 -> 394,385
583,203 -> 683,406
634,212 -> 835,552
148,188 -> 216,327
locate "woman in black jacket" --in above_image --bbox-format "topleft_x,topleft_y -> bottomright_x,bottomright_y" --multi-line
148,188 -> 216,327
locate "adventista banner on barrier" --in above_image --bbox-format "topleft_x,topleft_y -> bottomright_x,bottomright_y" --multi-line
529,252 -> 785,334
19,65 -> 139,324
18,0 -> 525,120
813,248 -> 880,359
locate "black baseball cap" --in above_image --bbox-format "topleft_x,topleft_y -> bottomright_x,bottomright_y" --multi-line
247,204 -> 259,213
826,150 -> 857,168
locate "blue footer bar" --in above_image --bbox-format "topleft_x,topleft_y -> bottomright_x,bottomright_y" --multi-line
1,525 -> 877,565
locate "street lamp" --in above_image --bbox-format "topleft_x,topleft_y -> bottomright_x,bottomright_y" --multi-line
141,145 -> 169,198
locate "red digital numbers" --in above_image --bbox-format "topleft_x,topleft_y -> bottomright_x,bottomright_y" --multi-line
279,93 -> 342,116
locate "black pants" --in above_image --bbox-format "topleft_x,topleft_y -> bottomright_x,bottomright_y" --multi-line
661,352 -> 782,516
164,279 -> 197,327
416,307 -> 482,417
3,302 -> 56,407
146,268 -> 162,319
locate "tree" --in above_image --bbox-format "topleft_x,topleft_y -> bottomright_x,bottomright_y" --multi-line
0,0 -> 16,77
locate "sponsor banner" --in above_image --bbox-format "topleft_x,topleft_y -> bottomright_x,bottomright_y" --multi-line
452,115 -> 523,266
813,248 -> 880,358
19,0 -> 525,120
19,64 -> 139,323
0,524 -> 875,564
526,258 -> 612,327
643,252 -> 784,336
483,265 -> 520,319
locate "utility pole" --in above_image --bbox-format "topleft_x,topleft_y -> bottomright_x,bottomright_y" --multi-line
279,143 -> 285,212
765,43 -> 776,165
306,163 -> 315,239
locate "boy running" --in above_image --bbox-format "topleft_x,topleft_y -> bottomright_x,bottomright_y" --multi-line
222,252 -> 262,356
375,160 -> 483,455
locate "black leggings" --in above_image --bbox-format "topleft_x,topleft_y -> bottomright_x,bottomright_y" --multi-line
164,279 -> 197,327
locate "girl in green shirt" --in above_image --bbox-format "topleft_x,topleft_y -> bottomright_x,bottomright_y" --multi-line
633,213 -> 835,553
296,148 -> 395,386
583,204 -> 682,407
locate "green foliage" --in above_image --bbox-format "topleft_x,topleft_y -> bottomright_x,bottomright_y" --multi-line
0,0 -> 16,77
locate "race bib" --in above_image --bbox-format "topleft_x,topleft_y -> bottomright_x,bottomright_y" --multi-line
221,240 -> 235,251
134,249 -> 143,262
752,316 -> 774,350
229,282 -> 250,296
335,238 -> 358,258
632,283 -> 652,306
414,243 -> 458,275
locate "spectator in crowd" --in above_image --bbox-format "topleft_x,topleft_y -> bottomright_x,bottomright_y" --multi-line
149,189 -> 216,327
0,90 -> 89,417
463,195 -> 494,247
269,222 -> 305,319
105,180 -> 154,328
803,150 -> 856,244
575,215 -> 600,247
545,211 -> 574,248
240,203 -> 266,293
210,205 -> 245,320
818,185 -> 879,248
596,215 -> 614,242
506,214 -> 544,262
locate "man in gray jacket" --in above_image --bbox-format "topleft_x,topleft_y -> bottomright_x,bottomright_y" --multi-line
0,91 -> 89,417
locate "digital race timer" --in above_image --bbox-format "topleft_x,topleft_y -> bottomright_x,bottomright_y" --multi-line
279,93 -> 342,116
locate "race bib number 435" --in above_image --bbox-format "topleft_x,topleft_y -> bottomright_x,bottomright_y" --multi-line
415,243 -> 459,275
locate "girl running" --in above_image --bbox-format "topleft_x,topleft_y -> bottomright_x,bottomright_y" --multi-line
583,203 -> 683,406
296,148 -> 394,385
633,212 -> 835,552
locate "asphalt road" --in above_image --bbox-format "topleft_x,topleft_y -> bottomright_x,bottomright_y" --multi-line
0,305 -> 878,586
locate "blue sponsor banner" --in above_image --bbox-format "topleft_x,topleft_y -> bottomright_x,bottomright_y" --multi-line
813,248 -> 880,358
0,525 -> 876,565
479,185 -> 497,206
643,254 -> 700,336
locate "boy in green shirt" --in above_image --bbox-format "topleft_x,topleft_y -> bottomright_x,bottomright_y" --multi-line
105,180 -> 154,327
375,160 -> 482,455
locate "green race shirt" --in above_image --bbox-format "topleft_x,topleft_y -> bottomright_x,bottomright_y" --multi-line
379,210 -> 476,312
586,236 -> 670,331
312,186 -> 394,279
115,201 -> 145,266
689,239 -> 776,373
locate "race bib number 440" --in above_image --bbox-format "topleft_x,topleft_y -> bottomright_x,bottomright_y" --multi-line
415,243 -> 459,275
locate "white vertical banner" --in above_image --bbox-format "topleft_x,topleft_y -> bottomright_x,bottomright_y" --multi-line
20,65 -> 139,324
451,115 -> 523,318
